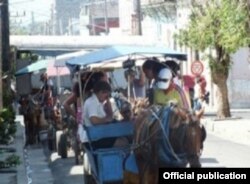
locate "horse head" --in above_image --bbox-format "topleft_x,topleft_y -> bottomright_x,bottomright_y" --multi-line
168,107 -> 206,168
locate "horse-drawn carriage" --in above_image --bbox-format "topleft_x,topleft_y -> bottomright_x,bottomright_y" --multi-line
15,57 -> 82,160
65,45 -> 206,184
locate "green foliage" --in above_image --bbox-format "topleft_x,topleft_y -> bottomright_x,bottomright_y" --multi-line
0,108 -> 16,145
175,0 -> 250,54
0,154 -> 21,168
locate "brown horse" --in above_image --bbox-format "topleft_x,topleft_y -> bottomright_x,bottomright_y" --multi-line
123,100 -> 206,184
19,94 -> 43,145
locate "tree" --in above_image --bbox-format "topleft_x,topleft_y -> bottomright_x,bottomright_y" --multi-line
175,0 -> 250,118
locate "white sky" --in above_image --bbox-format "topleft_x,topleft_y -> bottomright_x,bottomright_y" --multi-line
9,0 -> 53,25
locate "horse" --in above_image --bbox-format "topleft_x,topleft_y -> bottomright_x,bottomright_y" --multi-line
122,98 -> 206,184
19,94 -> 43,145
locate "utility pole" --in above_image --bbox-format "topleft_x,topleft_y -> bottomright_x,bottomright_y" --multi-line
0,0 -> 10,72
104,0 -> 108,35
0,2 -> 2,109
90,0 -> 96,35
0,0 -> 10,109
136,0 -> 142,35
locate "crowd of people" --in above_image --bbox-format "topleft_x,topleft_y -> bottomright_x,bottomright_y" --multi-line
61,58 -> 207,147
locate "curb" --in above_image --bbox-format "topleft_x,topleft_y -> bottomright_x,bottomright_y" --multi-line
201,117 -> 250,146
15,115 -> 54,184
15,116 -> 28,184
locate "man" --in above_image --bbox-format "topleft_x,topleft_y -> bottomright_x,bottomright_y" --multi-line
154,68 -> 189,109
39,72 -> 56,121
124,67 -> 145,99
153,68 -> 191,121
164,60 -> 182,86
40,73 -> 54,105
142,58 -> 165,89
193,77 -> 208,119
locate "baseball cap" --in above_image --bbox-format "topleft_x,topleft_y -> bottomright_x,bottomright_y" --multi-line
156,68 -> 172,89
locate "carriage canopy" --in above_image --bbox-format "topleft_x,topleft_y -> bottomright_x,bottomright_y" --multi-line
66,45 -> 187,68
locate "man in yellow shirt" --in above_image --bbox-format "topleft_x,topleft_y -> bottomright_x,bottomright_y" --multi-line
154,68 -> 189,109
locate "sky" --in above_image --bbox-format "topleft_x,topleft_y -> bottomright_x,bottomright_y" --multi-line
9,0 -> 53,25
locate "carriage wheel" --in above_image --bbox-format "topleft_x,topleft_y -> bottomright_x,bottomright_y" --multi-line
47,130 -> 54,151
83,173 -> 95,184
57,131 -> 68,159
83,152 -> 96,184
47,124 -> 56,151
83,168 -> 96,184
73,140 -> 82,165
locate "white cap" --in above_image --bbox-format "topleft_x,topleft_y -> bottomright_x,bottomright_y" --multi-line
156,68 -> 172,89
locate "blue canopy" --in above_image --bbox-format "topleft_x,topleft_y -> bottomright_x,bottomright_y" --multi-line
15,59 -> 50,76
66,45 -> 187,67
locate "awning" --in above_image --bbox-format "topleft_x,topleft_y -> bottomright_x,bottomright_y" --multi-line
66,45 -> 187,67
15,50 -> 88,76
15,59 -> 50,76
15,59 -> 70,77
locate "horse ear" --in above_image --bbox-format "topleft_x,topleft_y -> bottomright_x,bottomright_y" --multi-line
195,111 -> 203,121
144,98 -> 149,107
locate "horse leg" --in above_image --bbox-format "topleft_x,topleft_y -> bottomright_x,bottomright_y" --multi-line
29,115 -> 36,145
35,112 -> 42,143
27,118 -> 34,145
188,155 -> 201,168
24,118 -> 29,146
141,167 -> 158,184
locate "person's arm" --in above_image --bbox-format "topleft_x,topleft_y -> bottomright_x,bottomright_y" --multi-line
173,107 -> 188,120
195,100 -> 206,119
89,115 -> 113,125
104,98 -> 113,118
86,98 -> 113,125
63,93 -> 77,119
136,67 -> 145,86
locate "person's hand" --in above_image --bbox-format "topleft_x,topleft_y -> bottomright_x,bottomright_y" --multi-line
104,115 -> 113,123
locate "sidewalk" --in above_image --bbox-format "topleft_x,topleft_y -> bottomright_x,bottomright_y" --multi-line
14,115 -> 53,184
201,109 -> 250,146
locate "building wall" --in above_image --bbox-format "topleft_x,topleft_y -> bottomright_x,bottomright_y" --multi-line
228,48 -> 250,108
119,0 -> 134,35
54,0 -> 82,35
16,59 -> 32,95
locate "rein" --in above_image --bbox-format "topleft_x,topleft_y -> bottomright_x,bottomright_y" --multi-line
132,106 -> 181,162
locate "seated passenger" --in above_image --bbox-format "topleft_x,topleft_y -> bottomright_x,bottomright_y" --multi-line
119,101 -> 133,122
124,67 -> 146,99
83,80 -> 113,126
142,58 -> 165,89
83,81 -> 115,149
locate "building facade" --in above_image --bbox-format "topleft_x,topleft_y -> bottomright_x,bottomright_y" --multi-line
52,0 -> 82,35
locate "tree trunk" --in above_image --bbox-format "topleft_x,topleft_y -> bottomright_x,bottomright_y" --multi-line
209,45 -> 232,118
214,78 -> 231,118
